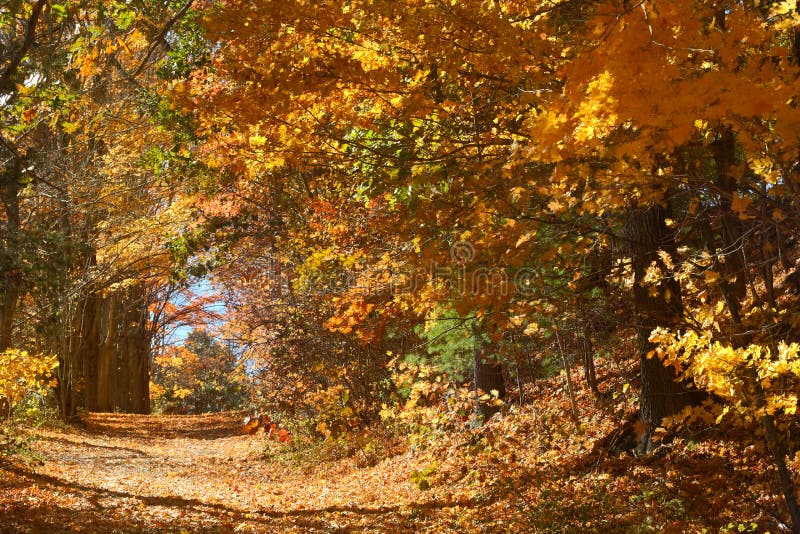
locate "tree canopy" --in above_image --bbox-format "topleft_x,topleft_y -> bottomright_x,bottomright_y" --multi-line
4,0 -> 800,531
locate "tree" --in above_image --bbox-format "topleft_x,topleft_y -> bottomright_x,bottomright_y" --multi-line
625,203 -> 694,449
0,0 -> 205,417
173,1 -> 800,523
151,329 -> 248,414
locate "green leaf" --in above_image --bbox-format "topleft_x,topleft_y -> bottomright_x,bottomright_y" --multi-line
52,4 -> 68,21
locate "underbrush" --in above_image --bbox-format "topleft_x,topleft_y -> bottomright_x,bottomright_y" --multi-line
261,426 -> 405,472
0,388 -> 71,479
241,346 -> 800,532
404,375 -> 796,532
265,355 -> 798,532
0,390 -> 62,467
0,425 -> 44,468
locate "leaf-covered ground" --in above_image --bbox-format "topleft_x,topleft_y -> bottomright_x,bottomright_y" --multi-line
0,412 -> 478,533
0,381 -> 797,533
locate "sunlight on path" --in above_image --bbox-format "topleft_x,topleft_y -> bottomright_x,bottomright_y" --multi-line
0,413 -> 465,533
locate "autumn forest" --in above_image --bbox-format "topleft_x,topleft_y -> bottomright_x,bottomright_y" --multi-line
3,0 -> 800,532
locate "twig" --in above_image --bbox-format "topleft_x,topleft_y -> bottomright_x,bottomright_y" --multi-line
555,328 -> 579,425
130,0 -> 195,79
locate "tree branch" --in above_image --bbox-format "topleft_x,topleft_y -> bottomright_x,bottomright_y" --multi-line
130,0 -> 195,79
0,0 -> 47,93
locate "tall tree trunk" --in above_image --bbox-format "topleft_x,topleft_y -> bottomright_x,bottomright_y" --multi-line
123,294 -> 151,414
626,203 -> 691,451
711,128 -> 748,302
96,294 -> 117,412
130,338 -> 151,414
56,356 -> 74,419
80,294 -> 101,411
0,159 -> 22,352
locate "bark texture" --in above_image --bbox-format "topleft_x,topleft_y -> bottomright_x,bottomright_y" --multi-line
626,203 -> 691,447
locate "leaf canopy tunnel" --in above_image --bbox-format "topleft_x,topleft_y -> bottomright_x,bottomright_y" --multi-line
4,0 -> 800,531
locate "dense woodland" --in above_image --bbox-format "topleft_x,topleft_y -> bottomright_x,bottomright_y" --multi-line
4,0 -> 800,531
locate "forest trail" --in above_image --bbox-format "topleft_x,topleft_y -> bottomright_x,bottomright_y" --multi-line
0,413 -> 465,533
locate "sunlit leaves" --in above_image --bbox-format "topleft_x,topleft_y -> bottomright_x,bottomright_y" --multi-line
0,350 -> 58,416
651,328 -> 800,420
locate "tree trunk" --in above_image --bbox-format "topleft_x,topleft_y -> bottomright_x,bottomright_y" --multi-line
96,293 -> 116,412
556,329 -> 579,422
61,290 -> 139,416
56,356 -> 74,419
626,203 -> 691,450
123,296 -> 151,414
748,367 -> 800,533
711,128 -> 748,302
580,309 -> 601,397
80,295 -> 101,411
472,323 -> 505,425
0,159 -> 22,352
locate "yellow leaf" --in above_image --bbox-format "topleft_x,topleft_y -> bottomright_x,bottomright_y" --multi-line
516,231 -> 535,248
715,405 -> 730,424
523,322 -> 539,335
547,199 -> 564,213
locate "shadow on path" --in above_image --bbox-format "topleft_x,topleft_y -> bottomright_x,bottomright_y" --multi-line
3,465 -> 474,532
38,434 -> 151,457
79,412 -> 245,440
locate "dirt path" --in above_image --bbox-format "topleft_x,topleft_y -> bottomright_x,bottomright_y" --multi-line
0,413 -> 469,533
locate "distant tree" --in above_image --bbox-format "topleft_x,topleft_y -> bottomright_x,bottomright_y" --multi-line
151,330 -> 248,414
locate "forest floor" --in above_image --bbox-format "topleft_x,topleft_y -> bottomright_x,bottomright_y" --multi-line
0,378 -> 798,532
0,412 -> 471,533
